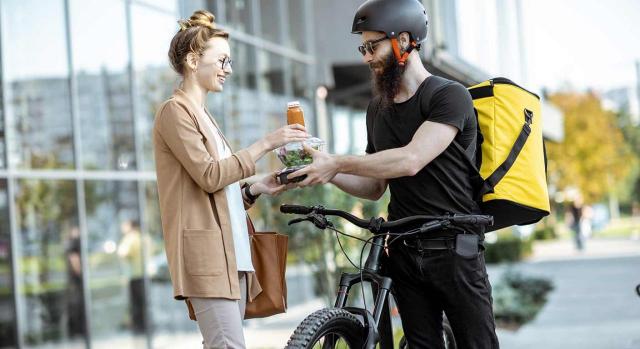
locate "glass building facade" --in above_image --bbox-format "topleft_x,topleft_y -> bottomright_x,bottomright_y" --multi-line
0,0 -> 316,348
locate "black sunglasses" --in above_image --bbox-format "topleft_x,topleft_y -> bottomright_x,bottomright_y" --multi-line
357,37 -> 388,56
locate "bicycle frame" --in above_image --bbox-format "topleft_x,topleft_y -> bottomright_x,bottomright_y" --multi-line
280,204 -> 493,349
332,234 -> 395,349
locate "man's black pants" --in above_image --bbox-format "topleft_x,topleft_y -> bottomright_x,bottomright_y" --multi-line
383,239 -> 500,349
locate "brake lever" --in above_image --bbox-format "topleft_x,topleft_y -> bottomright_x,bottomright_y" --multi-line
287,217 -> 309,226
287,213 -> 333,230
310,213 -> 333,229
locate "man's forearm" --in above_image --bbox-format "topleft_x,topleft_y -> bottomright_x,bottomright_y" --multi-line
335,147 -> 418,179
330,173 -> 386,200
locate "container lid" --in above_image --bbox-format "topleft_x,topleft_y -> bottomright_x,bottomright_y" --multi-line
287,101 -> 301,108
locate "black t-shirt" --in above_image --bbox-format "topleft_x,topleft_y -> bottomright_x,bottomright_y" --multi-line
366,76 -> 481,234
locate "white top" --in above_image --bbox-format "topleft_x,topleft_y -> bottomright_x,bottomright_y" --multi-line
201,111 -> 254,272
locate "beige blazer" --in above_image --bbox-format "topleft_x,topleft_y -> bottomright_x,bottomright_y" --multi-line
153,89 -> 262,301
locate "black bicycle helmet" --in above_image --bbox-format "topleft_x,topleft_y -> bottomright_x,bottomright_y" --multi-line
351,0 -> 428,43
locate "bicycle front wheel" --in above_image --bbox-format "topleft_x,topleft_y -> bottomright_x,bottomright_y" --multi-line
285,308 -> 367,349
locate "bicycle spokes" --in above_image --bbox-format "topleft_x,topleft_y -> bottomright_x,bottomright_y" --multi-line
314,333 -> 351,349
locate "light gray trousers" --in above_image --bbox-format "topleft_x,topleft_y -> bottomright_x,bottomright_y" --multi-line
190,272 -> 247,349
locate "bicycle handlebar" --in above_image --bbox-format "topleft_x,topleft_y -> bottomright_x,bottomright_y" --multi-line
279,204 -> 314,215
280,204 -> 493,232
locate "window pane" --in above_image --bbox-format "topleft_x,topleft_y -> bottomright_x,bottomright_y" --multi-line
0,75 -> 6,169
143,182 -> 195,346
135,0 -> 178,13
260,52 -> 285,95
84,180 -> 145,348
226,0 -> 253,34
0,179 -> 16,348
131,6 -> 179,171
259,0 -> 281,43
230,41 -> 257,90
287,0 -> 307,52
70,0 -> 136,171
291,60 -> 309,99
224,89 -> 261,150
14,179 -> 83,346
1,0 -> 75,169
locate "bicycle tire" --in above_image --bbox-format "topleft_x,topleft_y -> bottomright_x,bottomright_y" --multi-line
285,308 -> 367,349
397,320 -> 457,349
443,320 -> 457,349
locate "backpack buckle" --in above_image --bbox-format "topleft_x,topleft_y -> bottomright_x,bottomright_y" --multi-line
524,109 -> 534,124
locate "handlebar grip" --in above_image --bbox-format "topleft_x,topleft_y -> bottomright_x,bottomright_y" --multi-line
451,215 -> 494,226
280,204 -> 313,215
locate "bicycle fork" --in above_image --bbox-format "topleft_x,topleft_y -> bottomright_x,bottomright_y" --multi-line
333,235 -> 395,349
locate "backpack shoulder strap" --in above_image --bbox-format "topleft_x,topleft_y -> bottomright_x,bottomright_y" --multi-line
478,108 -> 534,197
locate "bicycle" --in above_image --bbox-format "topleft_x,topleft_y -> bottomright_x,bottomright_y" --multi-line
279,204 -> 493,349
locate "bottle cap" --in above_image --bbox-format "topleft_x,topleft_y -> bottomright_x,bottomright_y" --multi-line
287,101 -> 301,108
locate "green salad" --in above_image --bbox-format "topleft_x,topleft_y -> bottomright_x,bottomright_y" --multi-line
277,148 -> 313,167
275,138 -> 325,168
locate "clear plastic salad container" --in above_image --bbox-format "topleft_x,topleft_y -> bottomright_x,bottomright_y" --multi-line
274,137 -> 325,168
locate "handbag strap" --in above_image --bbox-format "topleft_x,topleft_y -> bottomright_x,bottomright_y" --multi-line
246,213 -> 256,236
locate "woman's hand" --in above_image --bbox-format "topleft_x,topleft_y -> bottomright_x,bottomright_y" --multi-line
262,124 -> 309,150
250,172 -> 296,196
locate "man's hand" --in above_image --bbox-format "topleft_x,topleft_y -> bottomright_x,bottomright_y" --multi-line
292,144 -> 339,187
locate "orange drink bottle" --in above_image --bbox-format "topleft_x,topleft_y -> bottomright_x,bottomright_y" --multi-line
287,101 -> 305,127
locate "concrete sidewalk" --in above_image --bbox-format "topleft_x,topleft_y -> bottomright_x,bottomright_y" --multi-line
527,236 -> 640,262
243,237 -> 640,348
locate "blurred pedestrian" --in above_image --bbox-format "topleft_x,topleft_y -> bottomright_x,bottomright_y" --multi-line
64,226 -> 86,337
569,194 -> 585,250
117,219 -> 147,333
153,9 -> 307,348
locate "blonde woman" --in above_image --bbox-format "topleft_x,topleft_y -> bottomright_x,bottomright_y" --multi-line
153,10 -> 307,348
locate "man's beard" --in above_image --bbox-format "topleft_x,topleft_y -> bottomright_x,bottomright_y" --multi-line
371,52 -> 405,109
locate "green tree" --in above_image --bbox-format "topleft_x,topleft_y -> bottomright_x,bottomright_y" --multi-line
546,92 -> 637,204
251,183 -> 389,303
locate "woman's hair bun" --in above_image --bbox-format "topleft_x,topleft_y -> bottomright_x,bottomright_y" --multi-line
178,10 -> 216,31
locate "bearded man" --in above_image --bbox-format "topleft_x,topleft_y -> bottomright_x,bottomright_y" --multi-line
292,0 -> 500,347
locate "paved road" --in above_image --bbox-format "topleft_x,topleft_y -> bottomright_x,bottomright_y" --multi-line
245,238 -> 640,348
492,255 -> 640,349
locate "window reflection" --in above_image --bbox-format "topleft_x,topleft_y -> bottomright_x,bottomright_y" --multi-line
259,0 -> 281,43
260,52 -> 286,95
143,182 -> 194,346
70,0 -> 136,171
287,0 -> 307,52
130,5 -> 179,171
1,0 -> 75,169
84,180 -> 145,348
0,84 -> 5,169
14,179 -> 83,346
230,41 -> 257,90
291,60 -> 309,98
0,180 -> 16,348
134,0 -> 178,13
226,0 -> 253,34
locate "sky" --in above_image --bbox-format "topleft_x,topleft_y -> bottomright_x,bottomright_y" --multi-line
521,0 -> 640,92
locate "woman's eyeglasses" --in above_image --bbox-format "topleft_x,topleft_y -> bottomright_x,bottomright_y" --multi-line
357,37 -> 388,56
217,56 -> 233,70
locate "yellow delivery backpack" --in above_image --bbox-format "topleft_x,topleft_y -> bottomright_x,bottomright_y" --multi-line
468,78 -> 550,231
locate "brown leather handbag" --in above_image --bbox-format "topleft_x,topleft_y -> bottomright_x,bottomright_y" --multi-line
244,216 -> 288,319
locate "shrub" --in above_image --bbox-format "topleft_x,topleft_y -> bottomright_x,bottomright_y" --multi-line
532,226 -> 557,240
484,235 -> 532,264
492,270 -> 554,329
